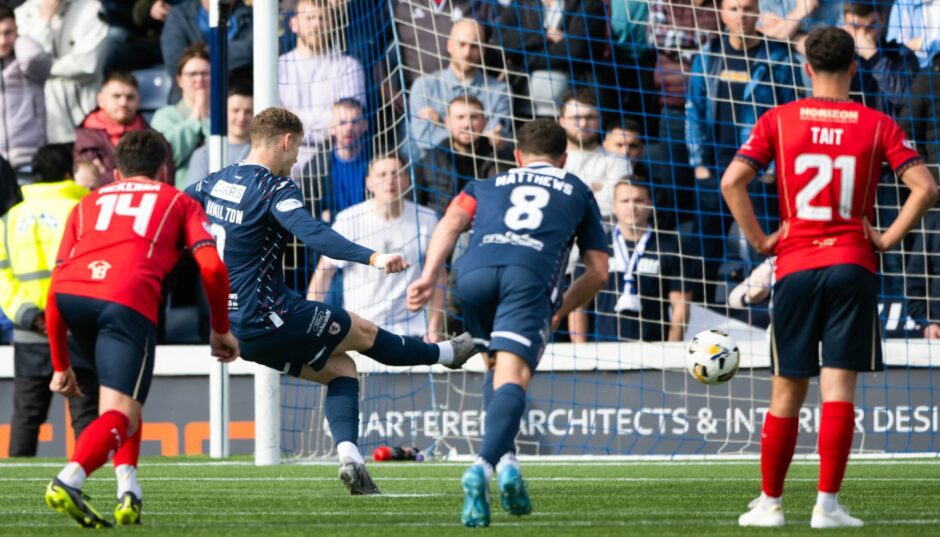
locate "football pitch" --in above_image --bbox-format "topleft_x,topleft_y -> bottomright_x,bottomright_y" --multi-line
1,458 -> 938,535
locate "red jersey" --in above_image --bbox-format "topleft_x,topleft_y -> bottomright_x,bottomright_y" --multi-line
735,98 -> 923,280
52,178 -> 216,323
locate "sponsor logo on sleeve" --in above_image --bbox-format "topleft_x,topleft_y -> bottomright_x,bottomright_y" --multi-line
275,198 -> 304,213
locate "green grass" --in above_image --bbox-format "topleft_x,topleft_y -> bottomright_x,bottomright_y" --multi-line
1,457 -> 938,535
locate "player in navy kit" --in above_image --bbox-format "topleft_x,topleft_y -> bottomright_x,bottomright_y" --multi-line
407,119 -> 610,527
186,108 -> 477,494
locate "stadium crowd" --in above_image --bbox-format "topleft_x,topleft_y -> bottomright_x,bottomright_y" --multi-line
2,0 -> 940,361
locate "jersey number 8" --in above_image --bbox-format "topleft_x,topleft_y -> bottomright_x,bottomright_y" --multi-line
504,186 -> 550,231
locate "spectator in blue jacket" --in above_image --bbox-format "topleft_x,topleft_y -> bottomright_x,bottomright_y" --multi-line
842,1 -> 920,117
886,0 -> 940,69
843,1 -> 919,298
685,0 -> 797,301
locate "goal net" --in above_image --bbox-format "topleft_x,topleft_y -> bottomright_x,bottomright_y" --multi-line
270,0 -> 940,461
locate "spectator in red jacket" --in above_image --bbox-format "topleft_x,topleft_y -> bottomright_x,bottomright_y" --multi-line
73,72 -> 174,188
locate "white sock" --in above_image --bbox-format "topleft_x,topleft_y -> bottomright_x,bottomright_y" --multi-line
115,464 -> 142,500
496,451 -> 520,475
436,341 -> 455,366
816,491 -> 838,511
760,492 -> 782,508
337,441 -> 365,464
472,457 -> 494,481
56,462 -> 87,490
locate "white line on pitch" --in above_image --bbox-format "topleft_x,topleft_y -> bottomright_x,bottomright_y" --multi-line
1,476 -> 938,482
2,458 -> 939,468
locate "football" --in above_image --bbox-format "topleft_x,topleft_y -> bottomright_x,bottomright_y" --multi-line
687,329 -> 740,385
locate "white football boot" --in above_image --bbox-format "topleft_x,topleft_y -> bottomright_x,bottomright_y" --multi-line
811,503 -> 864,528
738,496 -> 785,527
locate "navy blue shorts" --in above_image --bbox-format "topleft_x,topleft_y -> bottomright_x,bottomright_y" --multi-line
238,300 -> 352,377
56,294 -> 157,403
770,264 -> 883,378
457,266 -> 551,370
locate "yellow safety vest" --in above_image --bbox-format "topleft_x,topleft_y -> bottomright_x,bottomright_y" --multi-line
0,180 -> 88,332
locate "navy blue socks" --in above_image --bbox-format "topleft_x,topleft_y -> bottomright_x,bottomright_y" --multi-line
325,376 -> 360,446
478,383 -> 526,467
362,327 -> 440,366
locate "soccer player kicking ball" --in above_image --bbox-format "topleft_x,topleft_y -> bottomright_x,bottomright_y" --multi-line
407,119 -> 610,527
722,27 -> 937,528
43,130 -> 239,528
185,108 -> 478,495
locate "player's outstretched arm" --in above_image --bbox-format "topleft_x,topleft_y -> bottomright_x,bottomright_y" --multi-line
271,193 -> 382,266
867,164 -> 938,252
553,249 -> 609,328
192,245 -> 239,361
406,205 -> 471,312
721,160 -> 780,255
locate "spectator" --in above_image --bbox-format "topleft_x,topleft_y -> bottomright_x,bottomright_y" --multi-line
101,0 -> 175,72
392,0 -> 499,88
15,0 -> 108,144
842,1 -> 919,116
308,154 -> 442,338
842,1 -> 918,298
151,44 -> 210,188
886,0 -> 940,68
72,159 -> 99,189
300,98 -> 371,222
648,0 -> 720,228
186,82 -> 253,186
899,53 -> 940,174
906,209 -> 940,339
488,0 -> 607,115
159,0 -> 252,102
0,144 -> 99,457
0,6 -> 51,168
606,0 -> 658,135
74,71 -> 173,188
686,0 -> 796,297
603,118 -> 646,162
570,177 -> 693,342
758,0 -> 844,54
280,0 -> 365,164
0,154 -> 20,215
414,95 -> 514,216
408,18 -> 510,152
558,89 -> 632,218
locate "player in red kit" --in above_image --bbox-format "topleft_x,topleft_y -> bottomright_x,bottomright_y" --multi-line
42,130 -> 239,528
722,27 -> 938,528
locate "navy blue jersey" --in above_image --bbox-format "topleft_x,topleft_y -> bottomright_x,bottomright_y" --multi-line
185,163 -> 375,338
454,163 -> 607,303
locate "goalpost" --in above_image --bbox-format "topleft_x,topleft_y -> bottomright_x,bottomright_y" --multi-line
240,0 -> 940,465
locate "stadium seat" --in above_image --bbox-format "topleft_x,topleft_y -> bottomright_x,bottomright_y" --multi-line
133,67 -> 173,122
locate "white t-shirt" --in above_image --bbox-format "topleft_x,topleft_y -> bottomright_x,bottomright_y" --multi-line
326,200 -> 439,336
564,147 -> 632,217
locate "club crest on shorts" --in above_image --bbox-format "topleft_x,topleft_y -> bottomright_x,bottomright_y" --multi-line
88,260 -> 112,280
329,321 -> 341,335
